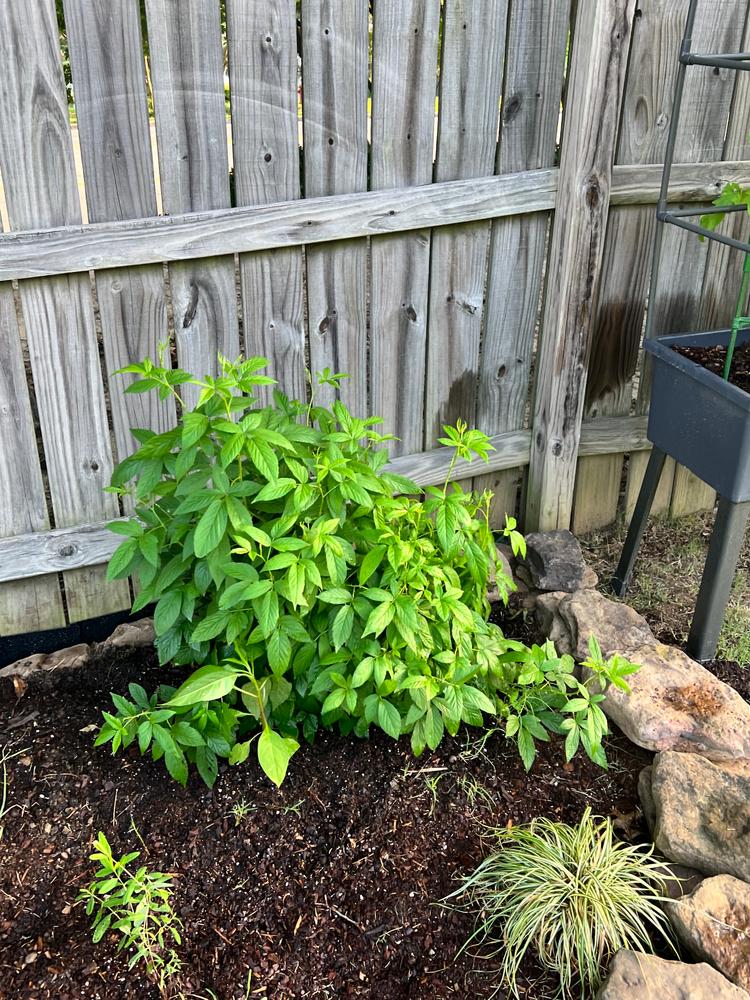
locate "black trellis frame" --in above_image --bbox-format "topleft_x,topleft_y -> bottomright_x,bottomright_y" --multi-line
612,0 -> 750,662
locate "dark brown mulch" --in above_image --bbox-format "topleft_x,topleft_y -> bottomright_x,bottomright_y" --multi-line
674,341 -> 750,394
702,659 -> 750,702
0,614 -> 653,1000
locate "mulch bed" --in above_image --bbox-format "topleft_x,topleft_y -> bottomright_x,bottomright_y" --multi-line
0,610 -> 653,1000
674,341 -> 750,394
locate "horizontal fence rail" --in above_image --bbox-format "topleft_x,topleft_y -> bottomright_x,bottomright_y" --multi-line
0,415 -> 650,584
1,162 -> 749,282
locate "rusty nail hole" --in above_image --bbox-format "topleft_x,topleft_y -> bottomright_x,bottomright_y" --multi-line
388,209 -> 395,216
264,152 -> 272,162
90,461 -> 99,472
328,138 -> 334,145
265,35 -> 272,43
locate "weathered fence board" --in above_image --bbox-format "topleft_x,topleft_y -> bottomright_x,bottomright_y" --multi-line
369,0 -> 441,456
474,0 -> 571,524
526,0 -> 637,531
64,0 -> 174,464
145,0 -> 239,404
227,0 -> 306,405
0,0 -> 129,625
302,0 -> 369,415
423,0 -> 508,447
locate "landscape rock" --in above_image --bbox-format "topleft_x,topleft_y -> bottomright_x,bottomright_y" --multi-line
639,765 -> 656,831
648,752 -> 750,882
523,529 -> 589,591
534,592 -> 574,653
597,949 -> 747,999
664,875 -> 750,990
557,589 -> 654,660
103,618 -> 155,649
593,641 -> 750,761
0,643 -> 89,681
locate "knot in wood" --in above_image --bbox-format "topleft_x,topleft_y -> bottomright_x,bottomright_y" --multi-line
58,544 -> 76,559
584,176 -> 601,210
503,94 -> 522,124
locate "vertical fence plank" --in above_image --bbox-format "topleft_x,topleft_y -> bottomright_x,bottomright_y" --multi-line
0,0 -> 130,623
0,283 -> 66,634
474,0 -> 571,524
525,0 -> 636,532
226,0 -> 305,405
64,0 -> 174,463
625,0 -> 745,521
572,0 -> 687,533
370,0 -> 441,455
423,0 -> 508,448
145,0 -> 239,405
302,0 -> 369,415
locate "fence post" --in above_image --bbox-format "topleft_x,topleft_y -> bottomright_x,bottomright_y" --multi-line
525,0 -> 637,532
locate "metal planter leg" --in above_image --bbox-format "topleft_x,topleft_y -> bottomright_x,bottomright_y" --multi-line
611,447 -> 667,597
687,496 -> 750,662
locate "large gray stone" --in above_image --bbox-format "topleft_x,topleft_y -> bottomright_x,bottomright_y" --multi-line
597,949 -> 747,999
664,875 -> 750,991
523,529 -> 589,591
103,618 -> 155,649
649,752 -> 750,882
594,641 -> 750,761
557,589 -> 654,660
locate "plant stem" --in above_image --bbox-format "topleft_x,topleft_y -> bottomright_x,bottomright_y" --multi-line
724,251 -> 750,380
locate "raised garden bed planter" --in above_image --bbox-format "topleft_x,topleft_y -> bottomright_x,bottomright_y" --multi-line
645,328 -> 750,501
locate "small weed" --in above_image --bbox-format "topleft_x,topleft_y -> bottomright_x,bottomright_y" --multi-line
231,800 -> 254,826
279,798 -> 304,817
79,831 -> 182,994
456,774 -> 496,812
422,774 -> 444,817
0,742 -> 28,841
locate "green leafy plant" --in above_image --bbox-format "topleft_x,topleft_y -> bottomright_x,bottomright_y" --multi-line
78,832 -> 182,993
500,634 -> 639,770
96,355 -> 635,788
700,181 -> 750,235
447,808 -> 674,998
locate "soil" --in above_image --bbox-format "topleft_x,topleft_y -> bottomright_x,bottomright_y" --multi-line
702,658 -> 750,702
674,340 -> 750,394
0,606 -> 653,1000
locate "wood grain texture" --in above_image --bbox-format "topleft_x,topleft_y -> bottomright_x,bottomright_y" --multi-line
5,162 -> 749,282
0,413 -> 652,584
572,0 -> 689,532
303,0 -> 369,415
369,0 -> 441,455
625,0 -> 745,521
475,0 -> 571,524
525,0 -> 637,531
227,0 -> 305,405
423,0 -> 508,447
64,0 -> 174,464
0,0 -> 129,624
145,0 -> 239,404
0,282 -> 65,634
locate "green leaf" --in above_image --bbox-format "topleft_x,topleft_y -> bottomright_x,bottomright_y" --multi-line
166,665 -> 238,706
461,686 -> 497,716
107,520 -> 142,538
247,439 -> 278,481
564,725 -> 580,762
318,588 -> 352,605
254,589 -> 279,639
322,687 -> 346,714
255,478 -> 295,502
165,748 -> 188,786
194,499 -> 228,558
362,600 -> 394,637
190,611 -> 232,642
182,411 -> 209,448
107,539 -> 138,580
358,545 -> 386,586
517,728 -> 536,771
153,590 -> 183,635
228,741 -> 251,765
267,629 -> 292,676
331,605 -> 354,650
195,746 -> 219,787
377,699 -> 402,740
172,721 -> 205,747
351,657 -> 374,688
257,728 -> 299,787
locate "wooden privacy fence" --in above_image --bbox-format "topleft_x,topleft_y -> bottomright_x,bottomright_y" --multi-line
0,0 -> 749,637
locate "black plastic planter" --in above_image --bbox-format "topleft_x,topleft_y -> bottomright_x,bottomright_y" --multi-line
645,328 -> 750,502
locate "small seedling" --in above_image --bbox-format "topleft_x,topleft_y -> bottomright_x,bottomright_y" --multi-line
423,773 -> 444,817
0,742 -> 28,841
456,774 -> 496,812
231,799 -> 254,826
78,831 -> 182,994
